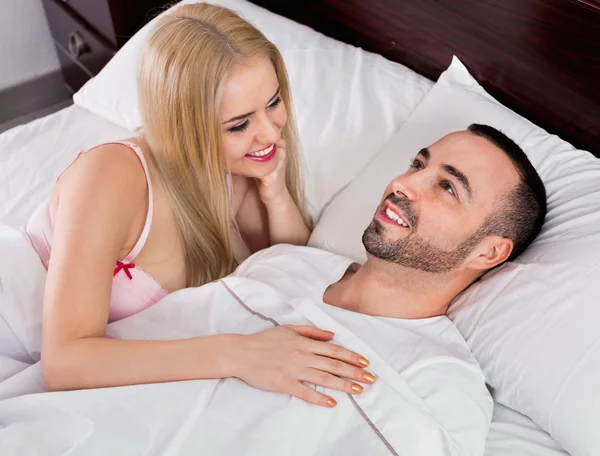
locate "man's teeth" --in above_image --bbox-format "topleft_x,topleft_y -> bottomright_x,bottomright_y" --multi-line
248,144 -> 274,157
385,207 -> 408,227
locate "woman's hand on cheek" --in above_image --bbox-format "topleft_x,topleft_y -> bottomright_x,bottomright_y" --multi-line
256,140 -> 290,207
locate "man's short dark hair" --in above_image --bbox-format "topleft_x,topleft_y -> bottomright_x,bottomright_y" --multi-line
468,123 -> 547,262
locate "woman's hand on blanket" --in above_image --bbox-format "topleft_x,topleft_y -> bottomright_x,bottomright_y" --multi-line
256,139 -> 289,207
230,325 -> 376,408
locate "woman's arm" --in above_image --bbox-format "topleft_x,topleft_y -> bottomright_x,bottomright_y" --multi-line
262,187 -> 310,246
236,143 -> 310,251
236,179 -> 309,253
46,325 -> 374,411
44,334 -> 237,391
41,143 -> 175,390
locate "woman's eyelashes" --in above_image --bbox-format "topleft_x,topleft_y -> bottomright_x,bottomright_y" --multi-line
228,120 -> 249,133
268,95 -> 282,109
227,95 -> 283,133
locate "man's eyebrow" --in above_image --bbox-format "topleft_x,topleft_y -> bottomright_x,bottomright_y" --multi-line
223,86 -> 281,124
417,147 -> 430,160
443,164 -> 473,200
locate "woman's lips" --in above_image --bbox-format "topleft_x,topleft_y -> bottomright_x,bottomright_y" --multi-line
246,144 -> 276,162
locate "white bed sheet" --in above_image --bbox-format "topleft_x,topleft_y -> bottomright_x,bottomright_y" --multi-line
0,105 -> 132,227
0,105 -> 570,456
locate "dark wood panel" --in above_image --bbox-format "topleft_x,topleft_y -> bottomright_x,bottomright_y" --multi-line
54,44 -> 94,93
59,0 -> 118,47
108,0 -> 170,47
251,0 -> 600,157
46,0 -> 168,49
42,0 -> 116,91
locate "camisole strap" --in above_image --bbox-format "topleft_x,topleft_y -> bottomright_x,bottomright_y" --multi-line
56,140 -> 154,264
113,141 -> 154,263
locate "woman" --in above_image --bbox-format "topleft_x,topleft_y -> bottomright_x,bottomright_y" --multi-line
26,3 -> 374,408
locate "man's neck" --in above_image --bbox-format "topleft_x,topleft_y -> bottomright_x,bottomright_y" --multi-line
324,258 -> 475,319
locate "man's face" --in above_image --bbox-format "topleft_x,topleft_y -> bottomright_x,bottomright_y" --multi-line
362,131 -> 520,273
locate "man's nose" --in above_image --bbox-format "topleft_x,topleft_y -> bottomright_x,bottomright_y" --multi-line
391,174 -> 420,201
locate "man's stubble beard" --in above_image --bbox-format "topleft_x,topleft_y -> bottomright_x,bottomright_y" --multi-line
362,194 -> 488,273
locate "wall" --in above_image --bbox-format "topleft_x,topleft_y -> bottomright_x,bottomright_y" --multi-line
0,0 -> 60,91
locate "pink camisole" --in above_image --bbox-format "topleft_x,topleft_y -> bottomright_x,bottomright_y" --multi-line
26,141 -> 169,323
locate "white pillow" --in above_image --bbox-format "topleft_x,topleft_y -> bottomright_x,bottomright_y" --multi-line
309,57 -> 600,456
73,0 -> 432,221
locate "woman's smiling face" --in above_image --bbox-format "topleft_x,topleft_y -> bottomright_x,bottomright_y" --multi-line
220,55 -> 287,178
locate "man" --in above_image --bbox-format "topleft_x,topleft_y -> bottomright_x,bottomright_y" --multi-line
230,123 -> 546,450
0,125 -> 546,456
213,123 -> 544,453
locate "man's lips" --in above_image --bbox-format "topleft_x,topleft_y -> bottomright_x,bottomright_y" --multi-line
378,201 -> 411,228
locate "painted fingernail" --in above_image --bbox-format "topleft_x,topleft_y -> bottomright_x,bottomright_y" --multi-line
358,357 -> 370,367
327,398 -> 337,407
351,384 -> 364,394
364,372 -> 376,383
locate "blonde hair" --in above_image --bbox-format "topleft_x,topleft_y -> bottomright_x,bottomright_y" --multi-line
137,3 -> 305,287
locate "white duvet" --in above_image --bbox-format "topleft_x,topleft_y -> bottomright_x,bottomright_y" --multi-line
0,227 -> 492,456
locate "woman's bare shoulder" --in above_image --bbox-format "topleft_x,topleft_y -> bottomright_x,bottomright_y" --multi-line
51,139 -> 150,230
58,139 -> 148,196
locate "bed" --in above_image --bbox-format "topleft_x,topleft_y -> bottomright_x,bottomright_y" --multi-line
1,0 -> 599,455
0,88 -> 572,456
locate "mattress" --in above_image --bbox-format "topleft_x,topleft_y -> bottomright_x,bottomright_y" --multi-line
0,104 -> 570,456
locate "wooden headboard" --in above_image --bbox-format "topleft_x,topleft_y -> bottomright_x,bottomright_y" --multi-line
250,0 -> 600,158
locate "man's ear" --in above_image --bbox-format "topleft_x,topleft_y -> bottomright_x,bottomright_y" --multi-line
466,236 -> 514,271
